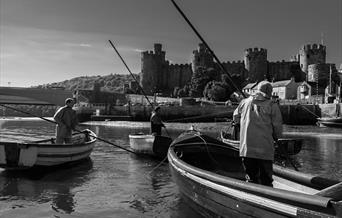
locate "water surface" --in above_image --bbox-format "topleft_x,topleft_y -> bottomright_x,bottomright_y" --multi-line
0,119 -> 341,217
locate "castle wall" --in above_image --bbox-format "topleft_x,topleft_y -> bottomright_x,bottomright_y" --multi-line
268,61 -> 300,81
299,44 -> 326,74
140,44 -> 168,95
244,48 -> 268,82
168,64 -> 192,90
191,43 -> 215,72
221,61 -> 246,77
308,63 -> 334,87
140,42 -> 332,96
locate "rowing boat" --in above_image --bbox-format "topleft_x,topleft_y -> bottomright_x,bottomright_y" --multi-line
168,130 -> 342,217
0,129 -> 97,170
220,130 -> 303,157
129,133 -> 172,159
317,117 -> 342,128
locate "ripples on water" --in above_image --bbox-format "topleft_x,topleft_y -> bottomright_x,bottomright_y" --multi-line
0,119 -> 341,217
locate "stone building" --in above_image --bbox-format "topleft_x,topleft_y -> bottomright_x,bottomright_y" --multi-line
140,43 -> 192,95
139,42 -> 338,97
271,78 -> 300,100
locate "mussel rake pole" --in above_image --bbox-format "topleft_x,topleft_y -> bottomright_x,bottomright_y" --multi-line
170,0 -> 246,98
0,104 -> 138,154
108,40 -> 155,108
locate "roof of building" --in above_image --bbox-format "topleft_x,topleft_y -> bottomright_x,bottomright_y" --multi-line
243,82 -> 258,89
243,79 -> 294,89
271,79 -> 292,88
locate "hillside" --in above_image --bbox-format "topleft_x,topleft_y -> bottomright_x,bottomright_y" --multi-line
35,73 -> 140,93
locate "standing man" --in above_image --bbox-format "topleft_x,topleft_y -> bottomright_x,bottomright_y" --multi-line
53,98 -> 78,144
233,81 -> 282,187
150,106 -> 165,135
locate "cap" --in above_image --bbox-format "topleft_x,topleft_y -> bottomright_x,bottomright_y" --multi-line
257,81 -> 272,98
154,106 -> 161,111
65,98 -> 74,104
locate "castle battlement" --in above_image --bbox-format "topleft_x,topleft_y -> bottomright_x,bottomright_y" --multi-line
140,41 -> 332,96
301,44 -> 326,52
169,63 -> 191,69
245,47 -> 267,54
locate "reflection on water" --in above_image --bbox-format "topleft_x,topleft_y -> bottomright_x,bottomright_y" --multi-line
0,119 -> 341,217
0,158 -> 93,216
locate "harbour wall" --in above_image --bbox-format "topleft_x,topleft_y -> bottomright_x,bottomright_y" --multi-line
76,103 -> 342,124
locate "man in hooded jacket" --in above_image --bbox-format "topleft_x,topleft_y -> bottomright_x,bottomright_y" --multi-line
233,81 -> 283,187
53,98 -> 78,144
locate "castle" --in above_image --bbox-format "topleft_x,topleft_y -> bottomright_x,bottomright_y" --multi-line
140,43 -> 338,96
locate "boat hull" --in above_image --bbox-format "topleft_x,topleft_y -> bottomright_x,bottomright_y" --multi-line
168,130 -> 342,217
0,130 -> 97,170
317,117 -> 342,128
129,134 -> 172,159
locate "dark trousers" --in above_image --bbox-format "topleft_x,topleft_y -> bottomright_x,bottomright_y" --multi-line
151,123 -> 162,135
242,157 -> 273,187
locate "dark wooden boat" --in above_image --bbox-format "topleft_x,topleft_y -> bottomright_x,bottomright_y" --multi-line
220,130 -> 303,157
317,117 -> 342,128
0,130 -> 97,170
129,133 -> 172,159
168,130 -> 342,217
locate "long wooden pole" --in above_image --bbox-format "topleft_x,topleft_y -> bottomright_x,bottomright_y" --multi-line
170,0 -> 246,98
108,40 -> 171,136
0,104 -> 138,154
108,40 -> 155,108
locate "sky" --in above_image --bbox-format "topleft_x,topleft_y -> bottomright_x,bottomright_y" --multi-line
0,0 -> 341,87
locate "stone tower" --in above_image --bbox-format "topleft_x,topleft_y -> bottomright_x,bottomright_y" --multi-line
191,43 -> 214,72
140,43 -> 167,95
299,44 -> 326,75
244,47 -> 268,82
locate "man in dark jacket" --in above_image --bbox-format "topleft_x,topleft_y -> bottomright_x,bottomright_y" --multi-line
150,106 -> 165,135
53,98 -> 78,144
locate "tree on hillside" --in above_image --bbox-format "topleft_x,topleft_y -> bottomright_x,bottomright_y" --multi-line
189,67 -> 220,98
35,73 -> 140,93
203,81 -> 228,101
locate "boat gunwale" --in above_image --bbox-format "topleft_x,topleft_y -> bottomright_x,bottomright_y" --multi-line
0,130 -> 97,148
168,144 -> 337,210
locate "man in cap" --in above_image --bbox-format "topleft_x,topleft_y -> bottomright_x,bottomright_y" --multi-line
150,106 -> 165,135
233,81 -> 282,187
53,98 -> 79,144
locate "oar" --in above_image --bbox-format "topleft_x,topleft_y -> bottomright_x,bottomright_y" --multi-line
315,181 -> 342,201
0,104 -> 138,154
0,104 -> 56,124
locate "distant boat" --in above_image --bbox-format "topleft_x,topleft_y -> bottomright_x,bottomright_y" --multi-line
0,130 -> 97,170
128,133 -> 172,159
168,130 -> 342,217
317,117 -> 342,128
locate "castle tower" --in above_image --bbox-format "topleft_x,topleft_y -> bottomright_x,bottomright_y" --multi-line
244,47 -> 268,82
140,43 -> 168,95
299,44 -> 326,75
191,43 -> 214,73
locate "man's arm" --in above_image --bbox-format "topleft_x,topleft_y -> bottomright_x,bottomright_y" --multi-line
233,102 -> 242,124
53,107 -> 65,125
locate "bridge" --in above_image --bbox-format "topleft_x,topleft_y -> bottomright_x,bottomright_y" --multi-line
0,87 -> 74,106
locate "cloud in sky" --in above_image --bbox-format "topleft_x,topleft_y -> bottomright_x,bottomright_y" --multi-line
0,0 -> 341,87
63,43 -> 93,48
